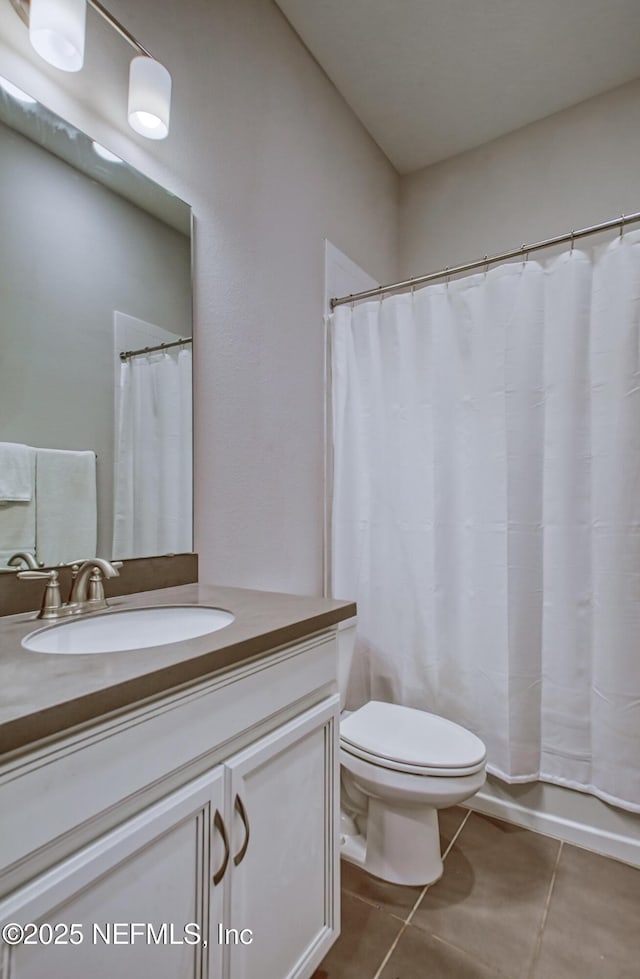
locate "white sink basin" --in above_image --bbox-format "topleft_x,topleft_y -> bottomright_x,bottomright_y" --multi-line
22,605 -> 235,654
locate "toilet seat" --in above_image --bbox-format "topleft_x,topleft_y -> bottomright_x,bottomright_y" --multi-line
340,701 -> 486,777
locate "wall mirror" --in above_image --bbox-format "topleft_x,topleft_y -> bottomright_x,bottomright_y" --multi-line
0,78 -> 193,571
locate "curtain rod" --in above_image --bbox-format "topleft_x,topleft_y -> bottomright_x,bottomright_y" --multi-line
120,337 -> 192,361
330,209 -> 640,310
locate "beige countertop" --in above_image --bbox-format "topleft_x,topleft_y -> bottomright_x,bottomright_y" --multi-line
0,583 -> 356,756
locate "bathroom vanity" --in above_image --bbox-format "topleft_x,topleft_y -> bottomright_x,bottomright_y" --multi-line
0,583 -> 355,979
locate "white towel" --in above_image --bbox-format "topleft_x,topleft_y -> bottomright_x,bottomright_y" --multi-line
35,449 -> 97,566
0,442 -> 35,501
0,468 -> 36,557
0,498 -> 37,554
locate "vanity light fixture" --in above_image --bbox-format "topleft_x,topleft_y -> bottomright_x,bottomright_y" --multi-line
9,0 -> 172,138
128,53 -> 171,140
29,0 -> 86,72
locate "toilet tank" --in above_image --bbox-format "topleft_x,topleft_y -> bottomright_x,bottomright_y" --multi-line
336,617 -> 357,711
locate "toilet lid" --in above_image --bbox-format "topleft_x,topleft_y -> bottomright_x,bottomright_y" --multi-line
340,701 -> 486,776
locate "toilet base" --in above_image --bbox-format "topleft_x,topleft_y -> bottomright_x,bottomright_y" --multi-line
340,799 -> 443,886
339,748 -> 486,887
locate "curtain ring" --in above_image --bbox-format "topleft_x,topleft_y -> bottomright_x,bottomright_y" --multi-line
620,215 -> 625,239
349,293 -> 354,310
570,231 -> 575,254
484,255 -> 489,275
445,266 -> 450,285
521,244 -> 527,267
410,276 -> 415,296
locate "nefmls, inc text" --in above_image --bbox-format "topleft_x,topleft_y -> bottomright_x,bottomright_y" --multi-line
93,922 -> 201,945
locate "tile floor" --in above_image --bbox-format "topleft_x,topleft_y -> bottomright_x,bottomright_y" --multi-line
313,807 -> 640,979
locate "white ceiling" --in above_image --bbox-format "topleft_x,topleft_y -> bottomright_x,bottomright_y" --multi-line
274,0 -> 640,174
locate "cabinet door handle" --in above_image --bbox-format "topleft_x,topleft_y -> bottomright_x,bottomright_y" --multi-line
233,793 -> 251,866
212,809 -> 230,885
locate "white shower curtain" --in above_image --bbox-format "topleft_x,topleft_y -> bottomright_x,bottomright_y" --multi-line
113,346 -> 192,559
331,231 -> 640,812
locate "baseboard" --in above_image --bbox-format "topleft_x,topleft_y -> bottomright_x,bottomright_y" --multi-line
465,785 -> 640,869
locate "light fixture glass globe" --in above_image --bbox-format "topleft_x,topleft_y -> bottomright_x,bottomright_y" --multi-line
128,55 -> 171,140
29,0 -> 87,72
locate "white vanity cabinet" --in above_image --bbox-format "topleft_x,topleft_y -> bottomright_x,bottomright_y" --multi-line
223,698 -> 337,979
0,630 -> 340,979
0,768 -> 226,979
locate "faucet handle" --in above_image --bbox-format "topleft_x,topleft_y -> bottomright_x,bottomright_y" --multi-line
88,567 -> 105,603
86,562 -> 123,603
17,569 -> 63,619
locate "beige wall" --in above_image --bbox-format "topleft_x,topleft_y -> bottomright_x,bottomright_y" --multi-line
0,0 -> 398,594
399,78 -> 640,277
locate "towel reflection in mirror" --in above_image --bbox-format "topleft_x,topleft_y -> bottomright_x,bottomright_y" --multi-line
0,442 -> 96,569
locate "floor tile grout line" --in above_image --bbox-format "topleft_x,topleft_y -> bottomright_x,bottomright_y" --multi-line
406,807 -> 471,926
369,809 -> 472,979
441,806 -> 472,862
367,868 -> 432,976
427,931 -> 520,979
526,840 -> 563,979
370,919 -> 410,979
339,887 -> 420,929
406,881 -> 431,925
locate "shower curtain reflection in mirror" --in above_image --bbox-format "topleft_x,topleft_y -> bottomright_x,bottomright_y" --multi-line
331,229 -> 640,814
113,345 -> 192,559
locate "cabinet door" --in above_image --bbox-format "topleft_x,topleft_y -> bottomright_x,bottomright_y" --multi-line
0,768 -> 226,979
224,695 -> 340,979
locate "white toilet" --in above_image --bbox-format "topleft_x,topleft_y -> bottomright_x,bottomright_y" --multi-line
337,622 -> 486,887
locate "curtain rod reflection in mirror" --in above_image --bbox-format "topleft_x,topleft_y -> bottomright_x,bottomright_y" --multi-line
9,0 -> 172,139
120,337 -> 192,362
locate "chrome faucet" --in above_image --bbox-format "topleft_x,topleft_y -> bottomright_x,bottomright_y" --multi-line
7,551 -> 41,570
18,558 -> 122,619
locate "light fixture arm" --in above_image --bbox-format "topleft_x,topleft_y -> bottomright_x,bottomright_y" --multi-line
9,0 -> 31,26
88,0 -> 151,58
